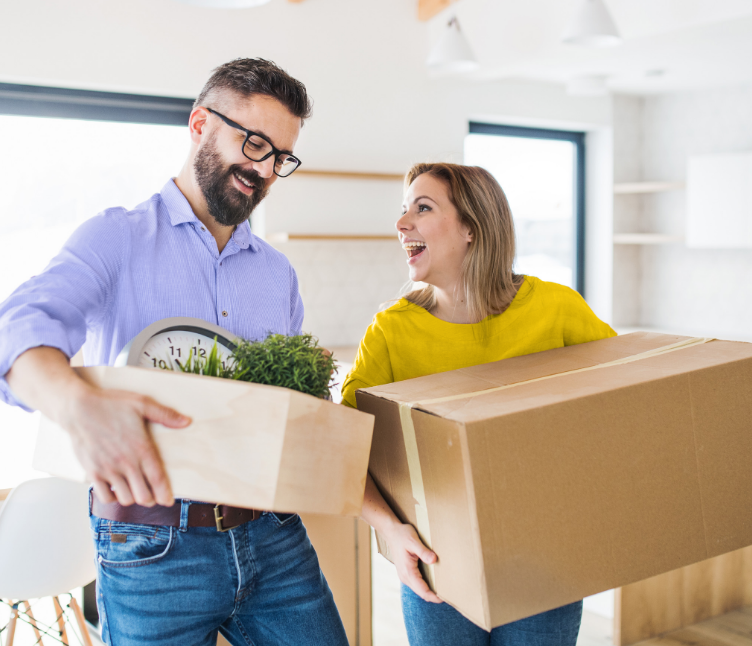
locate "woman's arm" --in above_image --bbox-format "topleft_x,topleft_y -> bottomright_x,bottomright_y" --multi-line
361,473 -> 442,603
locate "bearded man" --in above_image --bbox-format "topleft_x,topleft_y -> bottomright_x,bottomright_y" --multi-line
0,59 -> 349,646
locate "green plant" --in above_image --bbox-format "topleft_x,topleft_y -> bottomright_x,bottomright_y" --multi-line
171,333 -> 338,399
231,333 -> 337,399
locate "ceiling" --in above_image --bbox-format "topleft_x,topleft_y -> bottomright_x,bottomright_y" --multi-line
436,0 -> 752,94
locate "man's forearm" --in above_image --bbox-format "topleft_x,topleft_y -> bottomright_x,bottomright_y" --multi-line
5,346 -> 93,421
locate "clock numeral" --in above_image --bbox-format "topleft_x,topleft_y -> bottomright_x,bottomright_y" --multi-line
151,358 -> 169,370
192,347 -> 207,358
169,346 -> 182,358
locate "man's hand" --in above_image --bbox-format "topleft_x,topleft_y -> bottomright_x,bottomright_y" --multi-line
63,387 -> 190,506
382,522 -> 442,604
6,346 -> 191,507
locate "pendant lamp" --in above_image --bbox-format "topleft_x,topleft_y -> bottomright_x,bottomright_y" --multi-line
426,17 -> 479,75
561,0 -> 621,47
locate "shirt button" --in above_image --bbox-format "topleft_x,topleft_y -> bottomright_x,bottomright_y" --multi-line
201,227 -> 206,231
222,310 -> 228,317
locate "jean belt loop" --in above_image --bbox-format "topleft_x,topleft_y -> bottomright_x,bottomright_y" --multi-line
179,500 -> 190,532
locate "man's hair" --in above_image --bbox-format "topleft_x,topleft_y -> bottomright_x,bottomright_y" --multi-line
194,58 -> 312,122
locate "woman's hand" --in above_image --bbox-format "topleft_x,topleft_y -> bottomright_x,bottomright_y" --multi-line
360,473 -> 442,604
382,522 -> 442,603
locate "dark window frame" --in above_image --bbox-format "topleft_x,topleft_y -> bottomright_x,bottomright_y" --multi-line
0,82 -> 194,126
468,122 -> 587,296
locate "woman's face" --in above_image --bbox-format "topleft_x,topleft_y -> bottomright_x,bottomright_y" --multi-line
396,173 -> 473,287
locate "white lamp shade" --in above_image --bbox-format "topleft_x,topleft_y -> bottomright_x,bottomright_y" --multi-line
174,0 -> 272,7
562,0 -> 621,47
427,18 -> 479,75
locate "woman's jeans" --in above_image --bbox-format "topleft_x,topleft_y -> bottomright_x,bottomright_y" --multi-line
402,584 -> 583,646
90,506 -> 348,646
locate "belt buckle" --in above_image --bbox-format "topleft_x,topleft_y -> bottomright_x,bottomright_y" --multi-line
213,505 -> 231,532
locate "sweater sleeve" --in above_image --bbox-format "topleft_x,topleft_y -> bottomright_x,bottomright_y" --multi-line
340,316 -> 394,409
561,288 -> 617,345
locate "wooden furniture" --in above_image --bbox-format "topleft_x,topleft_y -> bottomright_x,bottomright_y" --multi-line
615,545 -> 752,646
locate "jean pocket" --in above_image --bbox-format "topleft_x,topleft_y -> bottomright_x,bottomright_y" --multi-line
267,511 -> 300,527
96,520 -> 174,569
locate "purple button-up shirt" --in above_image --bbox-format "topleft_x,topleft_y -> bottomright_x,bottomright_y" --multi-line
0,179 -> 304,410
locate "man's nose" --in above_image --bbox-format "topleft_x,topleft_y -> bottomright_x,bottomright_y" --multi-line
252,156 -> 276,179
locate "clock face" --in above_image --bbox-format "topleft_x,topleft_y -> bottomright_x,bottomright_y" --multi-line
137,330 -> 236,372
115,317 -> 241,369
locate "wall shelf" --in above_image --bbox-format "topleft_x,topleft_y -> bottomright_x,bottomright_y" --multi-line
295,169 -> 404,181
613,233 -> 684,245
613,181 -> 684,194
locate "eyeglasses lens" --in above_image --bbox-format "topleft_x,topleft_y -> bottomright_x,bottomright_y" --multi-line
242,136 -> 299,177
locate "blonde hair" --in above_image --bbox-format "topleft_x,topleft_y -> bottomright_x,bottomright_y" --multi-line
402,162 -> 522,322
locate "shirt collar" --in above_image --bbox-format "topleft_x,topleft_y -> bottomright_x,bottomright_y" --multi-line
161,179 -> 258,252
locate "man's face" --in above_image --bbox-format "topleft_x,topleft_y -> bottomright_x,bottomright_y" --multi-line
193,94 -> 301,227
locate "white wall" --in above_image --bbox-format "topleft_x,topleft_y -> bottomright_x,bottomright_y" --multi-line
613,86 -> 752,339
0,0 -> 613,346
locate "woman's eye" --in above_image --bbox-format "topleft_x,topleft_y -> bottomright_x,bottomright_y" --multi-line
418,204 -> 431,212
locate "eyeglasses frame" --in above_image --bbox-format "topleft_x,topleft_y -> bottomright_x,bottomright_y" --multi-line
204,107 -> 302,178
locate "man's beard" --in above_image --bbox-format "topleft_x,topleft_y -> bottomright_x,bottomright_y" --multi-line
193,132 -> 269,227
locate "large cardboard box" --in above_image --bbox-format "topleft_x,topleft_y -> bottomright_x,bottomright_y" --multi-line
356,332 -> 752,630
34,366 -> 374,516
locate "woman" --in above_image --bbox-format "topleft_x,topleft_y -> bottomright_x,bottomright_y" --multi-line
341,162 -> 616,645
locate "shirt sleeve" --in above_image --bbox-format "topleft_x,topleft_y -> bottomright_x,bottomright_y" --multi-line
340,316 -> 394,409
561,288 -> 617,345
289,264 -> 304,336
0,211 -> 126,409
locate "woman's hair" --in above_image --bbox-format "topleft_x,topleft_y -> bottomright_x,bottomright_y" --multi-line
402,162 -> 522,322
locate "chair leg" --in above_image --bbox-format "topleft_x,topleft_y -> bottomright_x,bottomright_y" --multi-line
5,603 -> 18,646
22,601 -> 44,645
69,597 -> 93,646
52,597 -> 68,644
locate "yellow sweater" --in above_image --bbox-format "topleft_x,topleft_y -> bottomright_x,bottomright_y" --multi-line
341,276 -> 616,409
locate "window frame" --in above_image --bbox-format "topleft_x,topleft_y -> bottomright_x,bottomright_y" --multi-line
467,121 -> 587,296
0,82 -> 194,126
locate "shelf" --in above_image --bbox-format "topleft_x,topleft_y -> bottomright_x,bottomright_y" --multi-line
266,233 -> 398,243
613,181 -> 684,194
613,233 -> 684,245
294,169 -> 404,181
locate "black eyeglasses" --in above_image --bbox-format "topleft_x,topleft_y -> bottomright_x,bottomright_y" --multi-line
205,107 -> 302,178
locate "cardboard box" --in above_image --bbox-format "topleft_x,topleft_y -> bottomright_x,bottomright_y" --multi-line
34,366 -> 374,517
356,332 -> 752,630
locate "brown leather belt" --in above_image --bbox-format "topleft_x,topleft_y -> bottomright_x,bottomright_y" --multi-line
91,493 -> 262,532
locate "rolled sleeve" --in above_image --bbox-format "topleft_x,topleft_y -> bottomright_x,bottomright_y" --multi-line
0,211 -> 126,408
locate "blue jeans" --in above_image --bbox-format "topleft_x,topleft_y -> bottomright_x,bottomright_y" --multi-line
90,505 -> 348,646
401,585 -> 583,646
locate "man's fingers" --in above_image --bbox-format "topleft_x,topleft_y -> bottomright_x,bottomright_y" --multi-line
124,467 -> 156,507
141,454 -> 174,507
92,477 -> 116,504
108,474 -> 135,506
141,398 -> 191,429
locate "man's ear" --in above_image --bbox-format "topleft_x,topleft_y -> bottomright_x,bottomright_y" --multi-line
188,107 -> 210,146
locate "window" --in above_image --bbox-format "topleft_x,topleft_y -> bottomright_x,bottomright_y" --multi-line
464,122 -> 585,294
0,84 -> 193,489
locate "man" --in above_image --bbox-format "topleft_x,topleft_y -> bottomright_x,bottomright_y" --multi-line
0,59 -> 349,646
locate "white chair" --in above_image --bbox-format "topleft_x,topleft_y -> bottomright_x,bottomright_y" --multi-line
0,477 -> 96,645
